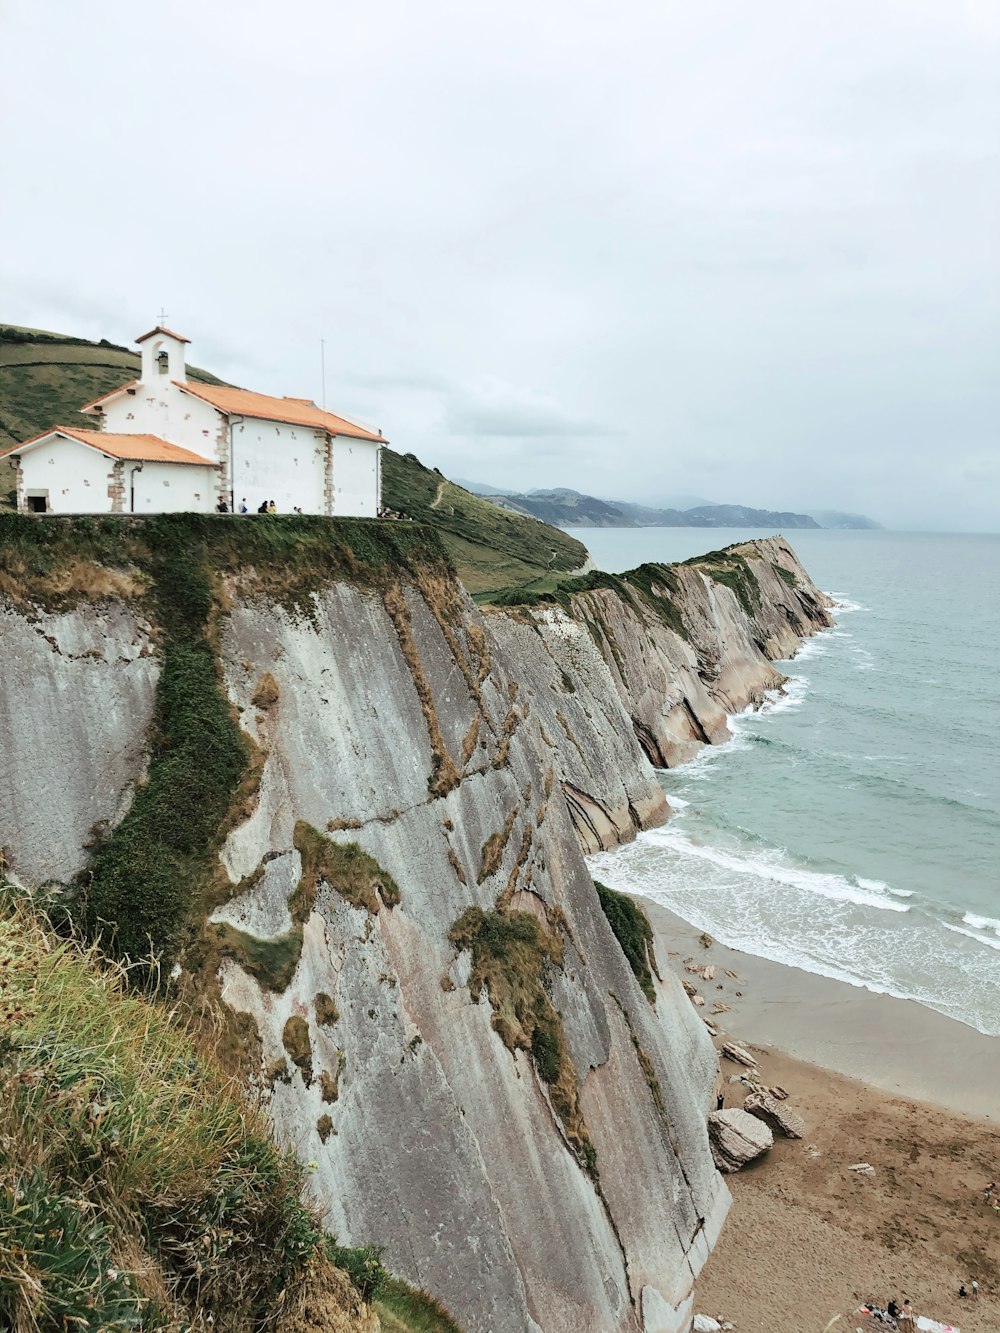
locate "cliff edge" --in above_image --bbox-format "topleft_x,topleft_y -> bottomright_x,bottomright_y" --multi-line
0,516 -> 830,1332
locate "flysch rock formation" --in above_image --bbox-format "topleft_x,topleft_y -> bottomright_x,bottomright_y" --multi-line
743,1091 -> 806,1140
707,1109 -> 774,1173
0,529 -> 831,1333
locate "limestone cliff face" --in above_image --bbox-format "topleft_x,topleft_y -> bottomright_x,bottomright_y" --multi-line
0,530 -> 829,1333
489,536 -> 831,848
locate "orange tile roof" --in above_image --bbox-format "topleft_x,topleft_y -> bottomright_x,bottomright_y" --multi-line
174,381 -> 385,442
3,427 -> 216,466
135,325 -> 191,344
79,380 -> 138,412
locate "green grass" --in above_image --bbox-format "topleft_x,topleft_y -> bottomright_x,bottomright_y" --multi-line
0,890 -> 344,1332
75,527 -> 249,974
594,880 -> 658,1004
486,561 -> 691,641
682,546 -> 763,617
375,1277 -> 464,1332
381,449 -> 588,595
296,821 -> 401,913
772,561 -> 799,589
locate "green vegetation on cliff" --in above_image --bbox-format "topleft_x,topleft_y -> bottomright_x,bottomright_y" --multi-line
0,892 -> 360,1332
682,546 -> 762,617
0,513 -> 445,976
0,887 -> 464,1332
491,561 -> 690,640
447,906 -> 595,1171
594,881 -> 659,1004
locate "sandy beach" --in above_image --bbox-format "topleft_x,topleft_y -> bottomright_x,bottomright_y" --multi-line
639,897 -> 1000,1333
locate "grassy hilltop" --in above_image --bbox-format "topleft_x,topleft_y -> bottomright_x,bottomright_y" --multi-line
0,324 -> 588,596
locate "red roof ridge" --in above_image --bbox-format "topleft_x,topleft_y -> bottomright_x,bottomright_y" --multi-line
173,381 -> 386,443
135,326 -> 191,344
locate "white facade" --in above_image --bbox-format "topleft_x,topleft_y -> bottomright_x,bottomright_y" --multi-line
10,436 -> 110,513
130,461 -> 218,513
229,418 -> 327,515
333,437 -> 381,519
8,436 -> 216,515
102,381 -> 222,461
5,325 -> 386,517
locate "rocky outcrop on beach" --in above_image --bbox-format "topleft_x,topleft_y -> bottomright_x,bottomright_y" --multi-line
743,1091 -> 806,1139
0,516 -> 830,1332
708,1109 -> 774,1172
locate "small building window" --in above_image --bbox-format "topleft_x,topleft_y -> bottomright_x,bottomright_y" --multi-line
26,495 -> 48,513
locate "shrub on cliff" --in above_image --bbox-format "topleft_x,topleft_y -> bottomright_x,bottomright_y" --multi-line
594,880 -> 659,1003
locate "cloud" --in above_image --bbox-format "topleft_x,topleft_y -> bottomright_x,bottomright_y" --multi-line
1,0 -> 997,529
445,383 -> 617,439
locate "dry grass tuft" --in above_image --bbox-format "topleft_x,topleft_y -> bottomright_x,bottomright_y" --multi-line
477,808 -> 519,884
295,821 -> 400,915
383,584 -> 460,797
251,670 -> 280,709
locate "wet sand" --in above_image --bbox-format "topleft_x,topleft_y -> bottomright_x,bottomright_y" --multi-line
639,897 -> 1000,1333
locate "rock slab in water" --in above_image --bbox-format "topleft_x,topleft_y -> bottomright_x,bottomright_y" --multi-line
743,1090 -> 806,1139
707,1109 -> 773,1172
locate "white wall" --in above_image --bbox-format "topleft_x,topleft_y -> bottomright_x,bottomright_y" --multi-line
130,462 -> 216,513
101,389 -> 382,517
333,437 -> 380,517
103,382 -> 220,461
17,438 -> 114,512
230,418 -> 326,514
139,334 -> 186,383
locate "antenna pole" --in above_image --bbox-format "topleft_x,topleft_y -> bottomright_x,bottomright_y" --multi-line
320,338 -> 327,416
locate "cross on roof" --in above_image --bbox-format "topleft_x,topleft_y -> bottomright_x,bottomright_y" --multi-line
158,307 -> 168,324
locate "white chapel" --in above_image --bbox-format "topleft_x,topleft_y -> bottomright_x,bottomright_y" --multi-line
3,326 -> 386,517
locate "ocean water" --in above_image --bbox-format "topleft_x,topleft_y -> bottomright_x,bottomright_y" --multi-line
568,528 -> 1000,1037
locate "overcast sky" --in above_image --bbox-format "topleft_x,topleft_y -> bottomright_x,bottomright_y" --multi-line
2,1 -> 997,529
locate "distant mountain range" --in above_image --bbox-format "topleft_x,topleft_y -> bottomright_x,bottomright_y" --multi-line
456,482 -> 881,530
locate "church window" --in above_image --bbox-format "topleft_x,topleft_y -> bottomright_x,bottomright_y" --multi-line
157,348 -> 169,375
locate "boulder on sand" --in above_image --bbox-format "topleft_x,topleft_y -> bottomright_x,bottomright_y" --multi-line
720,1041 -> 757,1068
707,1108 -> 773,1172
693,1317 -> 722,1332
743,1090 -> 806,1139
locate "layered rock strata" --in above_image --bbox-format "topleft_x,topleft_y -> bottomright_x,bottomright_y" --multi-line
0,525 -> 831,1332
707,1109 -> 774,1173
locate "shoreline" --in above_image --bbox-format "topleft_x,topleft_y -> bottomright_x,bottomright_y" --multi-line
640,896 -> 1000,1331
640,896 -> 1000,1120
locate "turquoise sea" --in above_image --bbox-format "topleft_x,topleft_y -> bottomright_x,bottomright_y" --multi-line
570,528 -> 1000,1037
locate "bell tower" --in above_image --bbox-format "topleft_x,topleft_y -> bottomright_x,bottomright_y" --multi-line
136,323 -> 190,384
